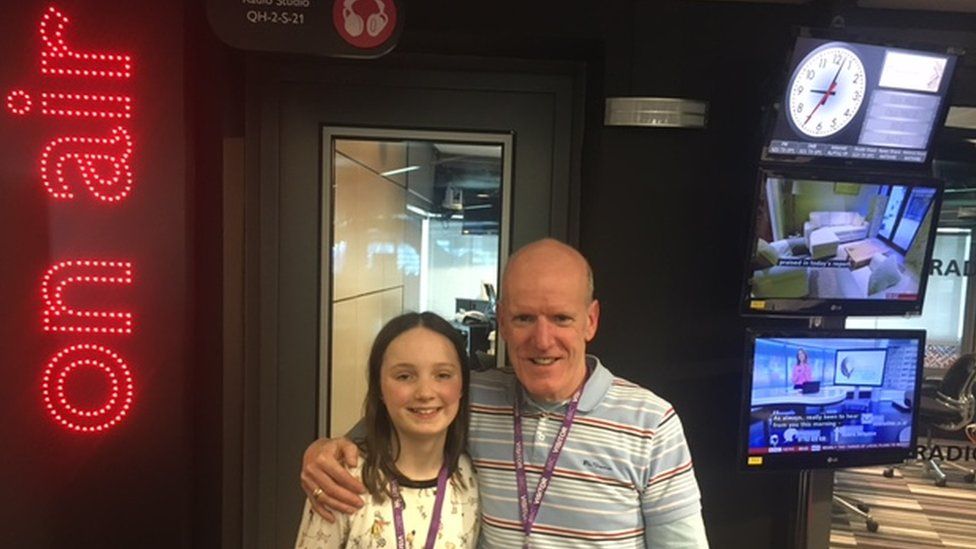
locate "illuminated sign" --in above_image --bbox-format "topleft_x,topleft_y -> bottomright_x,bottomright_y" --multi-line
5,5 -> 136,433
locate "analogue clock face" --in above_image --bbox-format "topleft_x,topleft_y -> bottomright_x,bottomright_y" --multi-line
787,43 -> 867,138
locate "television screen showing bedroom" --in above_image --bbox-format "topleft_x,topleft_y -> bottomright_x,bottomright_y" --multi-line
744,172 -> 942,315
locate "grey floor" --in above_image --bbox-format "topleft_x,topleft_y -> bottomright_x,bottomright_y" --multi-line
830,454 -> 976,548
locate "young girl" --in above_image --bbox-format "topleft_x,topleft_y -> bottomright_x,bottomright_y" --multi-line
296,312 -> 479,548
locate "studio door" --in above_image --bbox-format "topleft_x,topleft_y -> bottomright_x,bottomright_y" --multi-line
237,60 -> 580,548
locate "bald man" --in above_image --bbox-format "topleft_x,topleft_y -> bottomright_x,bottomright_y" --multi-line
301,239 -> 708,547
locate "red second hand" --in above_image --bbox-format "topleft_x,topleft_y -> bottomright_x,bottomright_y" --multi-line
803,79 -> 838,126
803,60 -> 845,127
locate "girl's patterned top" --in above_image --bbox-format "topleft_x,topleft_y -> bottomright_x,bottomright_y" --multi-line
296,454 -> 479,549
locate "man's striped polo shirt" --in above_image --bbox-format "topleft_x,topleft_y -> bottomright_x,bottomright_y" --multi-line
469,355 -> 703,548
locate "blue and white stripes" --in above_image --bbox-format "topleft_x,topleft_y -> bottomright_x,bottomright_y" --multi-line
469,356 -> 703,548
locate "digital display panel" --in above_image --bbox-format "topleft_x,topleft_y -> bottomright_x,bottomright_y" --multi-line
764,36 -> 958,166
742,169 -> 943,317
740,330 -> 925,471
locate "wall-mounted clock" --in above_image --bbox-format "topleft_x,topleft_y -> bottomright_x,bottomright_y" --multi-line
786,42 -> 867,139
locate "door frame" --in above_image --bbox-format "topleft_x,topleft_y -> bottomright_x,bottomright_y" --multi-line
225,55 -> 584,548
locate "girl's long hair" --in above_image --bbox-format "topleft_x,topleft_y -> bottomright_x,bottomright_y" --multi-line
360,311 -> 471,501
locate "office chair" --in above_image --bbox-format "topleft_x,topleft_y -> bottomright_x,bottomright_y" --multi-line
832,493 -> 878,532
883,353 -> 976,487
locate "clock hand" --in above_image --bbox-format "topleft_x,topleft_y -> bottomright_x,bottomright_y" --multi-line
802,81 -> 836,126
803,62 -> 845,126
830,61 -> 845,87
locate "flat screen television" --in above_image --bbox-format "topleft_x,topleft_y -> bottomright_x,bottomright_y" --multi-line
739,329 -> 925,471
741,169 -> 943,317
763,34 -> 959,168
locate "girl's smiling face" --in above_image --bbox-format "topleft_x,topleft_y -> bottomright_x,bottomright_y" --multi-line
380,327 -> 463,443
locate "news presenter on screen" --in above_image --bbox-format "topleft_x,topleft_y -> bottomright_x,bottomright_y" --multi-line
300,239 -> 709,547
792,349 -> 813,386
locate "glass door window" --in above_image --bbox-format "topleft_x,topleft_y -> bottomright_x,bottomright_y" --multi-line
321,130 -> 509,436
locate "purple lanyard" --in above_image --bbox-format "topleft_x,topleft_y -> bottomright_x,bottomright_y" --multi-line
513,371 -> 589,540
389,464 -> 449,549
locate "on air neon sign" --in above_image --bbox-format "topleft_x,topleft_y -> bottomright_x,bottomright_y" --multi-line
5,5 -> 137,433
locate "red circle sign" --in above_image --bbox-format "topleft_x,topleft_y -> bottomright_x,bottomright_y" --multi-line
333,0 -> 397,49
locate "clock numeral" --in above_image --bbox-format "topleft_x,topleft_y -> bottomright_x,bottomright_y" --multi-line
795,85 -> 804,95
844,108 -> 851,117
853,73 -> 860,84
833,53 -> 843,65
806,69 -> 815,80
830,118 -> 837,128
853,90 -> 861,101
816,122 -> 822,131
796,102 -> 804,113
819,57 -> 827,69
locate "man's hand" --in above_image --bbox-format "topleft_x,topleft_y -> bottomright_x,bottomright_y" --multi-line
300,437 -> 367,521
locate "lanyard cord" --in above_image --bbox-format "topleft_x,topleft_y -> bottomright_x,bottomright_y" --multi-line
389,463 -> 450,549
513,368 -> 591,539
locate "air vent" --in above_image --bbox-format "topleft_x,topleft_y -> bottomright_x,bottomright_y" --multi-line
604,97 -> 708,128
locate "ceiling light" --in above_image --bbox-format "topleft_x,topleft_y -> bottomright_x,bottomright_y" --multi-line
405,204 -> 431,218
380,165 -> 421,177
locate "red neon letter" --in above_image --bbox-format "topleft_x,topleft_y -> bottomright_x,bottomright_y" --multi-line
4,90 -> 132,119
40,126 -> 133,202
40,6 -> 132,79
39,91 -> 132,119
41,259 -> 133,334
41,344 -> 135,433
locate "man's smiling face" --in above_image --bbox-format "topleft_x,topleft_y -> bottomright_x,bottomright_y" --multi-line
499,240 -> 599,402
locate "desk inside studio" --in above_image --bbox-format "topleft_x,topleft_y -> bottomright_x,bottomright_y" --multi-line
751,386 -> 849,407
